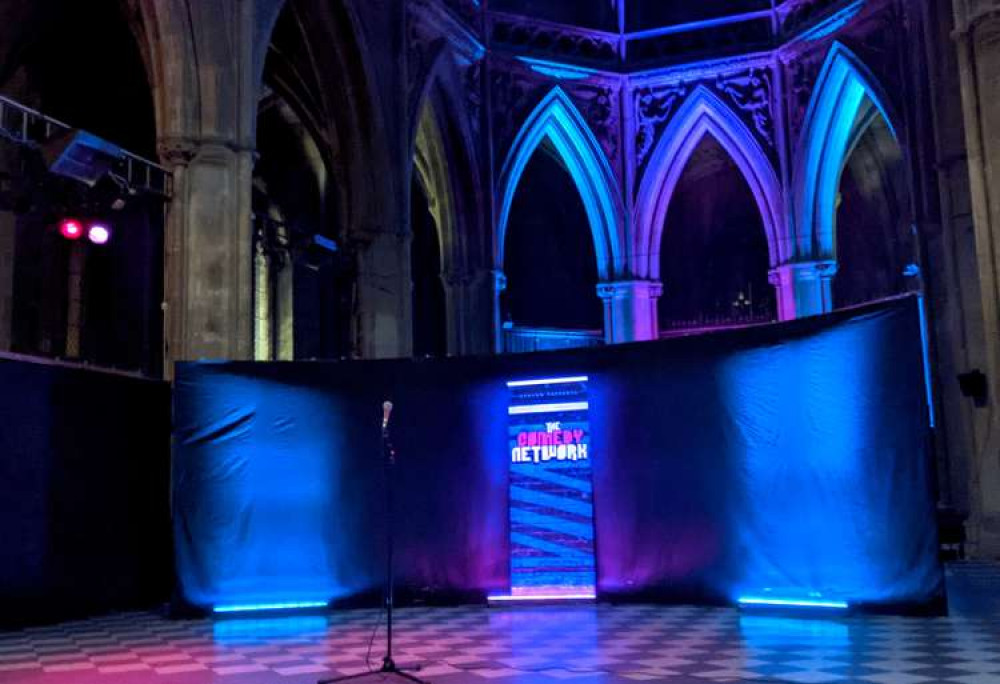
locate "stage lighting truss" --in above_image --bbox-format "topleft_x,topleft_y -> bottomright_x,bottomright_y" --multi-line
0,95 -> 170,198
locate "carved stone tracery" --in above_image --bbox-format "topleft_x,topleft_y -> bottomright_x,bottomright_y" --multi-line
714,67 -> 775,148
633,83 -> 689,171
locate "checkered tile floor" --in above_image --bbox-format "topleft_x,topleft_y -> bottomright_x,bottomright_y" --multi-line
1,601 -> 999,684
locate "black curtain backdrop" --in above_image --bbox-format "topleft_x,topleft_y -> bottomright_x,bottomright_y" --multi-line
0,356 -> 171,627
173,297 -> 942,613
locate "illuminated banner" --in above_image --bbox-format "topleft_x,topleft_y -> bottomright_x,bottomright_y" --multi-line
499,376 -> 596,601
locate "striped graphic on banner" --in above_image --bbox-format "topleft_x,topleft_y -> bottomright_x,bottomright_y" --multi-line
504,376 -> 596,600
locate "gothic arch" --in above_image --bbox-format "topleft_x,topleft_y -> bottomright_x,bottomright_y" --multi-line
793,41 -> 900,260
260,0 -> 390,235
414,98 -> 456,272
409,48 -> 482,279
635,86 -> 785,280
496,87 -> 625,280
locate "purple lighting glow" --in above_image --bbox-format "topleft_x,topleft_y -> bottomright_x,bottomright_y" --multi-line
88,223 -> 111,245
488,592 -> 596,603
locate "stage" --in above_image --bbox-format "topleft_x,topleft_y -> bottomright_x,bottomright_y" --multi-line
1,590 -> 1000,684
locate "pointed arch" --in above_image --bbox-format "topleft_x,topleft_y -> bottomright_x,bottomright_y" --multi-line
414,96 -> 457,274
496,87 -> 624,280
635,86 -> 785,280
408,47 -> 482,279
793,41 -> 899,260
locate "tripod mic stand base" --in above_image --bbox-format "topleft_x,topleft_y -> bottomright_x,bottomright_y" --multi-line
317,658 -> 431,684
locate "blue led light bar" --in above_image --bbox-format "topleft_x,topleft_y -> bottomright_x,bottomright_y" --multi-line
213,601 -> 328,614
737,597 -> 848,609
515,57 -> 596,81
506,376 -> 589,388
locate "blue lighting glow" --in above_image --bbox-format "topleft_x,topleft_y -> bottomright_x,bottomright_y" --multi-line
508,401 -> 589,415
795,0 -> 865,42
506,376 -> 588,387
794,42 -> 898,262
739,615 -> 850,648
496,87 -> 624,280
516,56 -> 597,81
917,294 -> 936,428
213,601 -> 329,614
738,597 -> 848,609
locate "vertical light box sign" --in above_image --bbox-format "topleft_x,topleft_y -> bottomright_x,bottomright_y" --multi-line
499,375 -> 596,602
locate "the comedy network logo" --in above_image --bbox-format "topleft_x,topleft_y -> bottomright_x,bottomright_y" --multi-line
511,421 -> 588,464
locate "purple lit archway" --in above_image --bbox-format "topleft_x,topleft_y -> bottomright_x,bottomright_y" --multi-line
635,86 -> 786,281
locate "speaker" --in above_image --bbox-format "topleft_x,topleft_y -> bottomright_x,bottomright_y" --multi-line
957,370 -> 988,407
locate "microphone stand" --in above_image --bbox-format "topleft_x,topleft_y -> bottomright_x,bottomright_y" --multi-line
318,410 -> 429,684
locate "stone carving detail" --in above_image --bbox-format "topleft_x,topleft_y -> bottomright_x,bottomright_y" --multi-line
157,137 -> 201,168
715,67 -> 775,147
491,68 -> 543,159
633,83 -> 688,169
490,16 -> 618,65
567,83 -> 619,164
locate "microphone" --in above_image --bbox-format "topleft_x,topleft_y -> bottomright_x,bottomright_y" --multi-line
382,401 -> 393,430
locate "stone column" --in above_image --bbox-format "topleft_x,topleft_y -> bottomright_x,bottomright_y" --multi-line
597,280 -> 663,344
276,249 -> 294,361
355,229 -> 410,359
953,0 -> 1000,557
442,267 -> 495,357
493,270 -> 507,353
159,139 -> 255,367
768,260 -> 838,320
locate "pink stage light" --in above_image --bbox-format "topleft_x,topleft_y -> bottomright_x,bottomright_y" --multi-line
87,223 -> 111,245
59,219 -> 84,240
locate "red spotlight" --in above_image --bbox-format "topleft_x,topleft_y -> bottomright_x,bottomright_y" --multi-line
59,219 -> 84,240
87,222 -> 111,245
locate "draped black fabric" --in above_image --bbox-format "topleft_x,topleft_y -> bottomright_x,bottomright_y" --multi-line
0,357 -> 171,627
172,297 -> 941,611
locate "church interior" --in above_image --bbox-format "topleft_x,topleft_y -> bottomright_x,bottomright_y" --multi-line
2,1 -> 1000,683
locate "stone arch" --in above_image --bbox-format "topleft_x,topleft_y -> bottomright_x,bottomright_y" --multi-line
414,97 -> 455,273
260,0 -> 388,233
496,87 -> 625,281
793,41 -> 901,260
409,46 -> 491,355
635,85 -> 785,280
409,47 -> 482,279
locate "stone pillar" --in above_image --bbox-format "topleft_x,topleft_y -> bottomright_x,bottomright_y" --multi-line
597,280 -> 663,344
159,140 -> 255,367
355,229 -> 410,359
276,250 -> 294,361
442,267 -> 495,356
954,0 -> 1000,557
493,270 -> 507,353
768,260 -> 838,320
